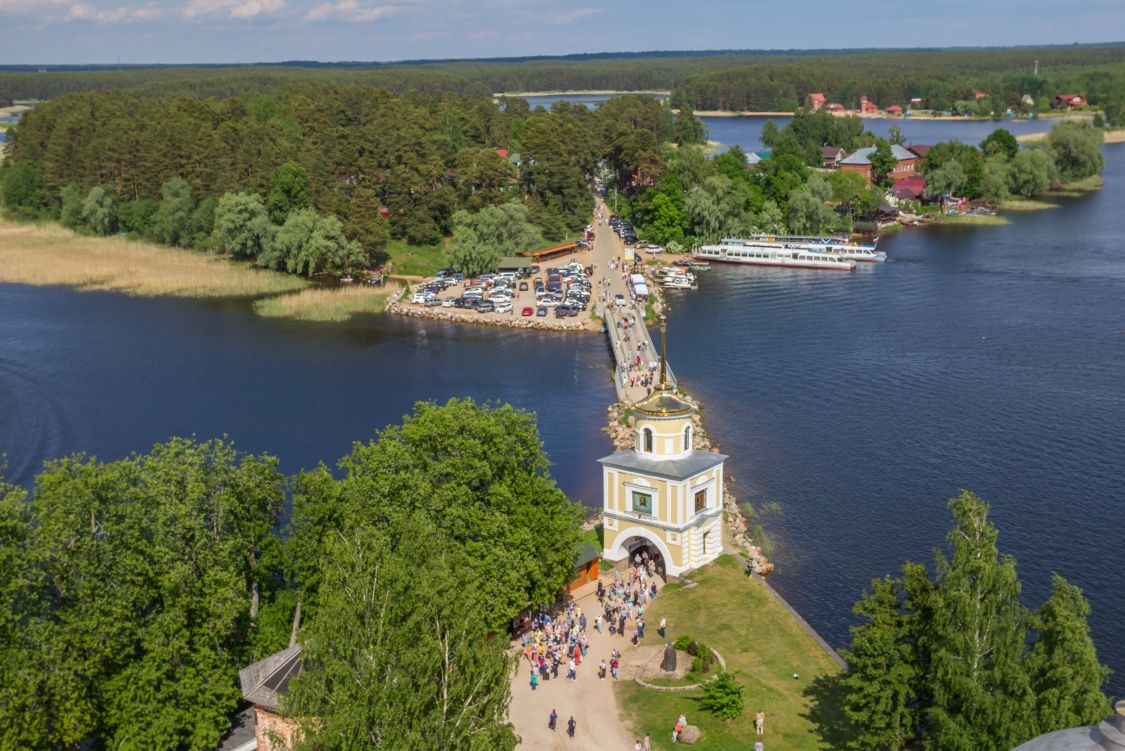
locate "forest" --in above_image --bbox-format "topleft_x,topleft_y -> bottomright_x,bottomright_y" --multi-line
3,44 -> 1125,110
1,88 -> 697,275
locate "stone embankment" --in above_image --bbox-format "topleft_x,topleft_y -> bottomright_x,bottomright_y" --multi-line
603,401 -> 774,576
385,290 -> 598,332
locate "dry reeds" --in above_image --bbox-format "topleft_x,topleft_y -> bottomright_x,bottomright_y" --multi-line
253,284 -> 401,322
0,220 -> 306,298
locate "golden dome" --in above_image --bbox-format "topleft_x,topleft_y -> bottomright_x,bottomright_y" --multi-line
634,314 -> 695,418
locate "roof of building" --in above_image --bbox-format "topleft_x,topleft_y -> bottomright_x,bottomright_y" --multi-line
745,151 -> 762,165
826,103 -> 845,110
907,144 -> 932,158
823,146 -> 843,159
240,643 -> 303,713
574,542 -> 600,567
598,449 -> 727,481
840,144 -> 916,165
634,388 -> 694,417
1012,701 -> 1125,750
808,92 -> 825,103
886,105 -> 904,112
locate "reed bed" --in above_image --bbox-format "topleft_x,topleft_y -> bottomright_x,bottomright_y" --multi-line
253,284 -> 400,322
1001,198 -> 1060,211
0,221 -> 306,298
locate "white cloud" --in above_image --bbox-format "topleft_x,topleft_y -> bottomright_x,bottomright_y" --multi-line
64,2 -> 161,22
305,0 -> 397,22
550,7 -> 602,24
183,0 -> 286,20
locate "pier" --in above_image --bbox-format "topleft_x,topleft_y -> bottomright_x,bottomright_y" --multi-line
602,303 -> 675,404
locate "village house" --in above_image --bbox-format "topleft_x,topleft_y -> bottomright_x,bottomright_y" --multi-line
973,89 -> 988,100
599,319 -> 726,579
822,145 -> 845,168
892,176 -> 927,201
1055,93 -> 1087,109
239,643 -> 304,751
839,144 -> 918,182
907,144 -> 932,160
859,95 -> 879,114
807,92 -> 826,110
745,150 -> 762,168
825,102 -> 846,114
886,104 -> 904,116
909,97 -> 923,108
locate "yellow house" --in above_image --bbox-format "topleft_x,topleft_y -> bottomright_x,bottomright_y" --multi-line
599,319 -> 726,578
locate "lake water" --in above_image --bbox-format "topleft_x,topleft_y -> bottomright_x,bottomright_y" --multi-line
1,108 -> 1122,696
521,92 -> 1054,149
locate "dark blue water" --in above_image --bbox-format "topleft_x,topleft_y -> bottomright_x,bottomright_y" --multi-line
667,145 -> 1125,696
0,292 -> 614,506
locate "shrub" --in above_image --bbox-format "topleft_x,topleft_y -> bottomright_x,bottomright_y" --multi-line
700,670 -> 745,719
673,635 -> 693,651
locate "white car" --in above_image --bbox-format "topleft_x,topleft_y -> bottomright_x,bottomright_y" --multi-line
441,298 -> 456,308
411,292 -> 434,304
494,301 -> 513,314
613,294 -> 627,307
489,291 -> 513,302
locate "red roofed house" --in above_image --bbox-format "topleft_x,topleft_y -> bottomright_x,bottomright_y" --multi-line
973,90 -> 988,100
1054,93 -> 1087,109
807,92 -> 826,110
893,176 -> 926,201
495,148 -> 510,159
840,144 -> 919,183
886,105 -> 904,115
907,144 -> 932,159
825,102 -> 846,114
822,145 -> 845,168
860,96 -> 879,114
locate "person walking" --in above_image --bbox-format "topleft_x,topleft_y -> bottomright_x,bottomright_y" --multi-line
567,716 -> 576,739
659,616 -> 667,639
530,669 -> 538,691
643,734 -> 652,751
755,710 -> 766,735
549,709 -> 558,732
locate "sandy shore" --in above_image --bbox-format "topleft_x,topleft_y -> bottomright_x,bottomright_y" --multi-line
494,89 -> 670,98
688,110 -> 793,118
1019,128 -> 1125,144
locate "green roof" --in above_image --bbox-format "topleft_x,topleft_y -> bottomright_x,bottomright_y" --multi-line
574,542 -> 600,567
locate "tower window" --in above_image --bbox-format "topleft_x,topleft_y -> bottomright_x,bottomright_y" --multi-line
631,491 -> 653,515
643,427 -> 653,453
694,489 -> 707,514
684,425 -> 692,452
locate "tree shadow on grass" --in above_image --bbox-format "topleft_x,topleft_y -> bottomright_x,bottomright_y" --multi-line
801,672 -> 855,749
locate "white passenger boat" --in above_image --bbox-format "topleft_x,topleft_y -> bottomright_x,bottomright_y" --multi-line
749,233 -> 886,262
694,238 -> 856,271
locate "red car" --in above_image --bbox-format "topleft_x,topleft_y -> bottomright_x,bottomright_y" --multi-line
521,306 -> 534,317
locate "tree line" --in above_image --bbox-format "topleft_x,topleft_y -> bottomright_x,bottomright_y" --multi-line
0,89 -> 694,275
611,114 -> 1105,249
0,398 -> 582,750
835,491 -> 1110,750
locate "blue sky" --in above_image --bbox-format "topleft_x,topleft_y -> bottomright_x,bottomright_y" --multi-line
1,0 -> 1123,65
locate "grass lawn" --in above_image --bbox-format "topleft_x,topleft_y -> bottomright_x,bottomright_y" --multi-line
931,213 -> 1010,226
1001,198 -> 1060,211
385,239 -> 445,277
253,283 -> 402,322
615,555 -> 845,750
1051,175 -> 1104,197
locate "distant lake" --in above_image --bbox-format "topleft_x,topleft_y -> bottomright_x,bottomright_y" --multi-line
521,93 -> 1054,149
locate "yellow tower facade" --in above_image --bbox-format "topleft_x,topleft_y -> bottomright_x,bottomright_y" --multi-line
599,318 -> 726,578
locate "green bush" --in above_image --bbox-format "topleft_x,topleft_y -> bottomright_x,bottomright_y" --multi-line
673,635 -> 693,651
700,670 -> 745,720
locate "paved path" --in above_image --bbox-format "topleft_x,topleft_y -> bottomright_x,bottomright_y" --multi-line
508,576 -> 666,751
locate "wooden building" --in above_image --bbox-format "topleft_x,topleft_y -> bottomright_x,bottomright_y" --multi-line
839,144 -> 918,182
239,644 -> 304,751
807,92 -> 826,110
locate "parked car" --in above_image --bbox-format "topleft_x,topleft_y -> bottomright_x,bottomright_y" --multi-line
424,297 -> 443,307
441,298 -> 456,308
476,300 -> 495,313
519,281 -> 529,291
613,294 -> 627,307
411,292 -> 434,304
494,301 -> 513,314
521,306 -> 534,317
536,306 -> 547,317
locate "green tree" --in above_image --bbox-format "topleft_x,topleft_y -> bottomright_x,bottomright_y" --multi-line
699,671 -> 745,720
840,576 -> 919,751
925,491 -> 1034,751
266,161 -> 312,224
924,159 -> 967,199
1006,148 -> 1054,198
980,156 -> 1010,204
673,104 -> 707,146
58,183 -> 84,229
446,202 -> 543,276
0,161 -> 46,218
760,119 -> 780,149
289,398 -> 584,630
868,139 -> 898,188
186,196 -> 217,251
1027,575 -> 1111,735
787,184 -> 836,234
116,199 -> 158,236
1046,121 -> 1104,181
81,185 -> 117,235
923,141 -> 985,197
152,177 -> 195,246
286,519 -> 518,751
980,128 -> 1020,160
262,208 -> 363,276
212,191 -> 274,259
888,125 -> 907,146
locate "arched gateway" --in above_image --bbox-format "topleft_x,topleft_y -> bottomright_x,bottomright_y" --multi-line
599,317 -> 727,578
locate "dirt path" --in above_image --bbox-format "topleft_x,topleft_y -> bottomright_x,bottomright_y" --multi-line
508,578 -> 660,750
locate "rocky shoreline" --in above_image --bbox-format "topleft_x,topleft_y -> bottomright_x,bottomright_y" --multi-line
602,401 -> 774,576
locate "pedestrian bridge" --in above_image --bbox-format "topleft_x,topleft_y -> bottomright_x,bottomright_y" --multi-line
602,303 -> 675,404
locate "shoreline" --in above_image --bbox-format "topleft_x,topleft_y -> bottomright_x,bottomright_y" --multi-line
494,89 -> 670,98
1019,128 -> 1125,144
385,287 -> 598,332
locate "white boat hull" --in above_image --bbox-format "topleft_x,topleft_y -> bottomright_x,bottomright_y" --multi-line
694,241 -> 856,271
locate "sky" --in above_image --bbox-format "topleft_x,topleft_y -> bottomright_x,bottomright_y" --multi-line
1,0 -> 1124,65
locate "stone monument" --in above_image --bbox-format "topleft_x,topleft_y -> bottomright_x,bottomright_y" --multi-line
661,642 -> 677,672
